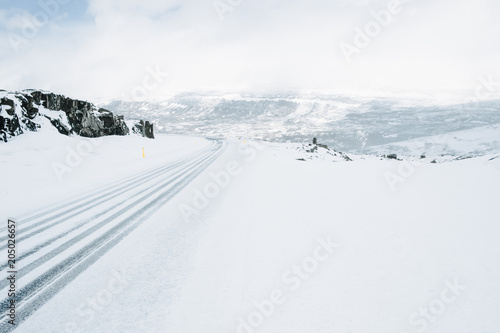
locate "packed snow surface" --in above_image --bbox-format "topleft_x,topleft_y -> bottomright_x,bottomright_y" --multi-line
0,130 -> 499,333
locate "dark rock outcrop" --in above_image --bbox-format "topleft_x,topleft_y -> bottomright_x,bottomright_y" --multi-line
386,154 -> 398,160
132,120 -> 155,139
0,90 -> 153,142
302,138 -> 352,162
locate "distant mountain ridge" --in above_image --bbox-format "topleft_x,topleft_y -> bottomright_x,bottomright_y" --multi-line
0,89 -> 154,142
99,93 -> 500,152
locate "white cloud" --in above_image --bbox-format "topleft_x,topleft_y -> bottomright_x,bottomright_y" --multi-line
0,9 -> 38,31
0,0 -> 498,101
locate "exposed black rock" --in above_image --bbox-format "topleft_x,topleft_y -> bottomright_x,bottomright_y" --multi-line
0,90 -> 153,142
302,138 -> 352,162
132,120 -> 155,139
305,145 -> 318,153
386,154 -> 398,160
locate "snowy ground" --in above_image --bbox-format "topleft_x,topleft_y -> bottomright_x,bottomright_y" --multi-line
1,131 -> 499,332
359,124 -> 500,159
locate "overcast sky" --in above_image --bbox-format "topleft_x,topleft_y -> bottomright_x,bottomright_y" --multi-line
0,0 -> 499,101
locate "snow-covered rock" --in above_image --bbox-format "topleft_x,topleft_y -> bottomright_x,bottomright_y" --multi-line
0,90 -> 154,142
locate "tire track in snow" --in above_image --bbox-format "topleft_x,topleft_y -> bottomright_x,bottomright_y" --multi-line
0,139 -> 226,331
0,143 -> 218,273
3,146 -> 209,243
0,142 -> 215,242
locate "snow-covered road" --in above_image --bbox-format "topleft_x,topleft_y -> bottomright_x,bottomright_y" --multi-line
0,138 -> 226,331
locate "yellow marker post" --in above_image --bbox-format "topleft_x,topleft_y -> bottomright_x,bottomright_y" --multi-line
142,148 -> 145,158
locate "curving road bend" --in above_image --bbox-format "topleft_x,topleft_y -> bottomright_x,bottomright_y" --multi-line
0,138 -> 226,332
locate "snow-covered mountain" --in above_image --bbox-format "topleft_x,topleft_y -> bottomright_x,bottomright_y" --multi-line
0,90 -> 154,142
361,124 -> 500,159
99,93 -> 500,153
